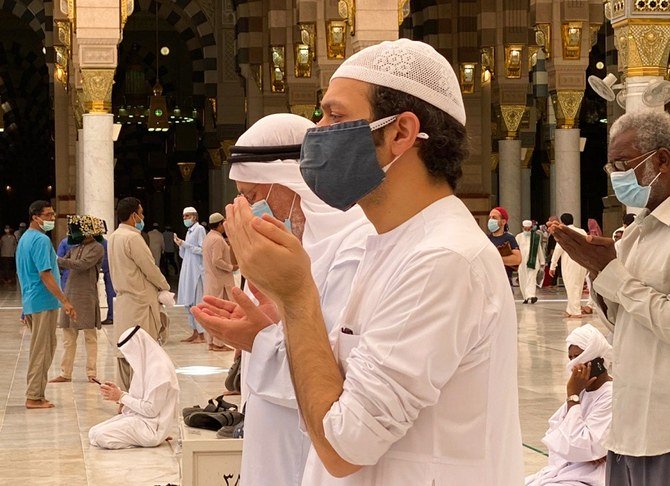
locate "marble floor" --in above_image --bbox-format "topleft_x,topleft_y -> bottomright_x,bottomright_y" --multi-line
0,284 -> 607,485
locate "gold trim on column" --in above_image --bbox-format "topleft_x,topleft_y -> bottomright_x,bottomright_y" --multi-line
337,0 -> 355,36
500,105 -> 526,139
398,0 -> 410,26
290,104 -> 316,120
80,69 -> 115,113
504,46 -> 523,79
590,24 -> 601,47
270,45 -> 286,93
561,22 -> 583,60
459,63 -> 476,94
625,21 -> 670,77
535,24 -> 551,59
177,162 -> 196,182
55,20 -> 71,50
551,90 -> 584,129
522,148 -> 534,169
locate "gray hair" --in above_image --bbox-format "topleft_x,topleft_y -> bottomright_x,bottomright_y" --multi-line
610,110 -> 670,153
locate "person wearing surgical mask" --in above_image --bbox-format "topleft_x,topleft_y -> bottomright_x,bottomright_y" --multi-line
516,220 -> 545,304
548,110 -> 670,486
526,324 -> 612,486
487,206 -> 522,285
174,207 -> 207,344
16,200 -> 77,409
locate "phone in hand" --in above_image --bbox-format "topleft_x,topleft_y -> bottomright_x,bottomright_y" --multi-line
90,377 -> 102,385
589,357 -> 606,378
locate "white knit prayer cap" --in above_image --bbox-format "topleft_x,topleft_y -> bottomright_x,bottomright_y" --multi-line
330,38 -> 466,126
183,206 -> 197,215
565,324 -> 612,376
522,220 -> 533,228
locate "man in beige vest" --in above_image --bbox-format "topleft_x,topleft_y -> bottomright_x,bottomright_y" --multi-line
108,197 -> 170,390
201,212 -> 236,351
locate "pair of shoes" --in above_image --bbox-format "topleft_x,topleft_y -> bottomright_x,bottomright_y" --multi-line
48,376 -> 71,383
101,319 -> 113,325
182,395 -> 238,419
184,410 -> 244,431
530,297 -> 538,304
522,299 -> 528,304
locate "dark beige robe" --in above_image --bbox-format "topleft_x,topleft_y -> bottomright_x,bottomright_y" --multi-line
58,241 -> 104,330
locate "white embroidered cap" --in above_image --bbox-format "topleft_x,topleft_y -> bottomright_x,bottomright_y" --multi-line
330,38 -> 466,126
183,206 -> 197,215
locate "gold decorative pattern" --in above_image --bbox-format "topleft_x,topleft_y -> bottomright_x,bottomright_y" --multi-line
551,90 -> 584,129
490,153 -> 499,171
337,0 -> 355,36
460,63 -> 476,94
67,0 -> 76,26
481,47 -> 494,82
634,0 -> 670,12
614,25 -> 629,74
535,24 -> 551,59
120,0 -> 134,29
522,148 -> 534,169
500,105 -> 526,139
55,20 -> 71,49
528,46 -> 539,70
290,104 -> 316,120
55,46 -> 69,90
327,20 -> 347,59
398,0 -> 410,26
207,148 -> 223,169
561,22 -> 582,60
177,162 -> 197,182
80,69 -> 115,113
299,23 -> 316,60
590,24 -> 601,47
626,22 -> 670,76
504,45 -> 523,79
270,45 -> 286,93
294,43 -> 312,78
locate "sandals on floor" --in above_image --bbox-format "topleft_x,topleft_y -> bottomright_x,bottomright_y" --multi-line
184,411 -> 244,431
181,396 -> 238,419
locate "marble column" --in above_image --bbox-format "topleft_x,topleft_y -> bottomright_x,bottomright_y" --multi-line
498,139 -> 522,234
554,128 -> 581,225
81,114 -> 115,232
521,166 -> 532,222
209,168 -> 225,213
76,129 -> 84,214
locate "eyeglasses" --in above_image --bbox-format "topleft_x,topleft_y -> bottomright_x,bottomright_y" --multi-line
603,149 -> 657,175
39,211 -> 56,219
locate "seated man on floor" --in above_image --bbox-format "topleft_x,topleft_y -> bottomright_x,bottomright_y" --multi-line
526,324 -> 613,486
89,326 -> 179,449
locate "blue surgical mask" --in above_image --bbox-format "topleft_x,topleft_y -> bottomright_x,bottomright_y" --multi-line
134,214 -> 145,232
488,219 -> 500,233
40,220 -> 55,232
250,187 -> 295,232
610,151 -> 661,208
184,219 -> 194,228
300,115 -> 429,211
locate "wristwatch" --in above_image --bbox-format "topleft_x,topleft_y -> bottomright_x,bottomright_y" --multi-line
567,394 -> 580,404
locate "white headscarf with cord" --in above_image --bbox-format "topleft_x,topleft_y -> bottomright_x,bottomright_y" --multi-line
229,113 -> 373,290
565,324 -> 612,376
117,326 -> 179,408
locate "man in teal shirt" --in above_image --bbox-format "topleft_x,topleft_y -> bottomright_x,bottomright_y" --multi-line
17,200 -> 76,409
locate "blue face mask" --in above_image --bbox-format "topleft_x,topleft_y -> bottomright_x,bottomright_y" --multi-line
488,219 -> 500,233
250,186 -> 295,232
184,218 -> 194,228
134,214 -> 144,232
300,115 -> 429,211
610,151 -> 661,208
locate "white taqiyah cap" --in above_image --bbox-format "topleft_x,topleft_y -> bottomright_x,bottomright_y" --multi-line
209,212 -> 224,224
183,206 -> 197,215
522,220 -> 533,227
330,38 -> 466,126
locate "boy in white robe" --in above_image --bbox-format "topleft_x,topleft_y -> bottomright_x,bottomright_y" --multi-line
517,220 -> 545,304
89,326 -> 179,449
526,324 -> 613,486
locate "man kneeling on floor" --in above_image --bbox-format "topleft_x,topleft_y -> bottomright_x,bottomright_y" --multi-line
89,326 -> 179,449
526,324 -> 613,486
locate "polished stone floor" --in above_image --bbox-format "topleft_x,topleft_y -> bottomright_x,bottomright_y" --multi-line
0,283 -> 607,485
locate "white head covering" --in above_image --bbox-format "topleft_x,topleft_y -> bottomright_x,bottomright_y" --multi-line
331,38 -> 466,126
209,212 -> 224,224
229,113 -> 371,269
183,206 -> 197,215
522,220 -> 533,228
612,226 -> 625,239
117,326 -> 179,400
565,324 -> 612,375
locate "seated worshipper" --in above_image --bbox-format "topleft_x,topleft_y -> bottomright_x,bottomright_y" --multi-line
488,206 -> 522,285
89,326 -> 179,449
192,113 -> 374,486
516,219 -> 545,304
526,324 -> 612,486
50,215 -> 105,383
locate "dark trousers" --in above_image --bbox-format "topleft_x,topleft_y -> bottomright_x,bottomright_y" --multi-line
607,450 -> 670,486
103,271 -> 115,320
0,257 -> 15,283
161,252 -> 179,276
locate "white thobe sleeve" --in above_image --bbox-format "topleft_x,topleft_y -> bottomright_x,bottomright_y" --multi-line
594,259 -> 670,343
542,391 -> 612,463
550,244 -> 564,271
245,250 -> 364,409
322,250 -> 489,466
181,227 -> 204,256
120,382 -> 172,418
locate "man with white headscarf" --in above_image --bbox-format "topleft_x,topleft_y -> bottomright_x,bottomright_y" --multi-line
526,324 -> 613,486
88,326 -> 179,449
204,39 -> 523,485
517,219 -> 545,304
192,113 -> 374,486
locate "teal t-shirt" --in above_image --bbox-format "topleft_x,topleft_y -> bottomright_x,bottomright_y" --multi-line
16,229 -> 61,315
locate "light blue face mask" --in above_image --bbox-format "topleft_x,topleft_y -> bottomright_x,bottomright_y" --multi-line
488,219 -> 500,233
133,214 -> 144,232
610,151 -> 662,208
184,218 -> 194,228
250,185 -> 295,232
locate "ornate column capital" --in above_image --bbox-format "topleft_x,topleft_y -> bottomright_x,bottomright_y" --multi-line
499,105 -> 527,140
551,90 -> 584,129
613,20 -> 670,77
80,69 -> 115,114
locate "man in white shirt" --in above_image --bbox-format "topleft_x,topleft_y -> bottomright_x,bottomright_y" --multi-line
517,219 -> 545,304
550,213 -> 588,317
526,324 -> 612,486
147,223 -> 164,267
201,39 -> 523,485
549,109 -> 670,486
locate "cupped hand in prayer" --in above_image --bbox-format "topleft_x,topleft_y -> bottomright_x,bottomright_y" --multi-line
547,222 -> 616,276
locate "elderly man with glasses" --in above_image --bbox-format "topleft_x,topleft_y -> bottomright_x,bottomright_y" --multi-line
17,200 -> 77,409
548,110 -> 670,486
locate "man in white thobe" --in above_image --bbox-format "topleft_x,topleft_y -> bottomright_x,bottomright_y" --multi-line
526,324 -> 612,486
147,223 -> 164,267
89,326 -> 179,449
175,207 -> 206,343
550,213 -> 588,317
195,113 -> 373,486
517,220 -> 545,304
198,39 -> 523,485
